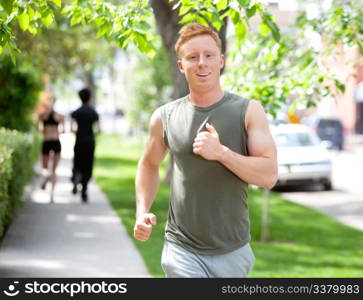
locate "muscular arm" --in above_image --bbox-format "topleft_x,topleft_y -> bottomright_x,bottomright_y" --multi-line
134,108 -> 168,241
193,100 -> 277,189
220,100 -> 277,188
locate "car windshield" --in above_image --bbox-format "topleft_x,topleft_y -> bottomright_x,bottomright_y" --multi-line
274,131 -> 320,147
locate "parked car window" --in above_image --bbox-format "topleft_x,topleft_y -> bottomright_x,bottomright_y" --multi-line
275,132 -> 320,147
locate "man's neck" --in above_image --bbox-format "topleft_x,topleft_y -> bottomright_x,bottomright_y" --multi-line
188,87 -> 224,107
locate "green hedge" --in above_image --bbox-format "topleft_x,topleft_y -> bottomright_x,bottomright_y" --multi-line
0,54 -> 43,132
0,127 -> 40,238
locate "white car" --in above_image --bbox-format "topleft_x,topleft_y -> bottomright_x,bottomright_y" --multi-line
270,124 -> 333,190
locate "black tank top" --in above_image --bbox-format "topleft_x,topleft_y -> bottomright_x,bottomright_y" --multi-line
43,111 -> 59,126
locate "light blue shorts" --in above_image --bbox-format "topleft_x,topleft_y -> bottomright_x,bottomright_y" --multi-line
161,240 -> 255,278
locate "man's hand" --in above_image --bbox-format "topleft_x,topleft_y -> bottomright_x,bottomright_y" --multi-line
193,123 -> 225,160
133,213 -> 157,242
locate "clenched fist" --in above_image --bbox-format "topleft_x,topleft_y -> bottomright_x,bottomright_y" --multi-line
133,213 -> 157,242
193,123 -> 224,160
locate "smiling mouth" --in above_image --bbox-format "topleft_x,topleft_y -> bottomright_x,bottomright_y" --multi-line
196,73 -> 210,77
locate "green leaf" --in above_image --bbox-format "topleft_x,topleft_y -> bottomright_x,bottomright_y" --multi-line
28,7 -> 35,20
263,15 -> 280,41
139,21 -> 151,31
295,12 -> 307,28
93,18 -> 103,27
146,49 -> 156,59
0,45 -> 2,54
97,24 -> 111,38
18,13 -> 30,31
179,5 -> 191,16
212,20 -> 222,31
216,0 -> 228,12
28,25 -> 38,35
334,80 -> 345,93
180,13 -> 200,25
258,22 -> 270,36
235,21 -> 247,41
116,35 -> 129,49
246,5 -> 256,18
133,32 -> 150,53
237,0 -> 249,7
0,0 -> 13,14
265,52 -> 274,63
112,22 -> 122,33
61,6 -> 72,15
229,9 -> 240,24
9,47 -> 16,64
41,12 -> 54,28
358,41 -> 363,56
70,15 -> 82,26
50,0 -> 62,8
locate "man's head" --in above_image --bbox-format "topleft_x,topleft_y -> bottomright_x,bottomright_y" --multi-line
78,88 -> 91,104
175,24 -> 224,93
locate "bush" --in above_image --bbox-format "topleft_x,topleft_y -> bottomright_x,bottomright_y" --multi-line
0,145 -> 12,237
0,127 -> 40,238
0,54 -> 43,132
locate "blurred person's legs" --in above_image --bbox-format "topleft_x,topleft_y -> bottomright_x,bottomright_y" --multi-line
41,140 -> 61,202
41,154 -> 50,189
72,139 -> 95,203
41,141 -> 51,189
50,151 -> 61,202
72,141 -> 82,195
80,142 -> 95,203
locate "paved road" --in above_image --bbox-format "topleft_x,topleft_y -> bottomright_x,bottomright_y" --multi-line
279,142 -> 363,231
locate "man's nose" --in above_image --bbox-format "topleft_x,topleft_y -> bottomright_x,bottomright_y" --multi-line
198,55 -> 207,66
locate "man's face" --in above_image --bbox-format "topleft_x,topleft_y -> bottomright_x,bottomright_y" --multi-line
178,34 -> 224,93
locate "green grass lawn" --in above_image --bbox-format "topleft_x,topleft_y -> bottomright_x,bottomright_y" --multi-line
94,134 -> 363,278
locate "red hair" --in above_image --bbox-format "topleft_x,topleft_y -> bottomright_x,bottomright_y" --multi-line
175,23 -> 222,56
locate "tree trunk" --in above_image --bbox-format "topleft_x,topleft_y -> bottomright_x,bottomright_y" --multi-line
84,70 -> 96,107
150,0 -> 228,184
261,189 -> 270,242
150,0 -> 188,100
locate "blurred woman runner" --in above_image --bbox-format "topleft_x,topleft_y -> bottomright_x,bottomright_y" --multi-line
37,96 -> 64,202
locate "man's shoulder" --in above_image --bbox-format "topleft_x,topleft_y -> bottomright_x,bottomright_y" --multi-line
158,96 -> 187,114
224,91 -> 250,103
70,108 -> 79,117
161,96 -> 187,108
88,106 -> 99,116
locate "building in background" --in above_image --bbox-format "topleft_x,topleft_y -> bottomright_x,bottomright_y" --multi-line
250,0 -> 363,134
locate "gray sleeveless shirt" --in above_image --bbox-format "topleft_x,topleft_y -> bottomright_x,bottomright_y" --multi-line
160,91 -> 251,255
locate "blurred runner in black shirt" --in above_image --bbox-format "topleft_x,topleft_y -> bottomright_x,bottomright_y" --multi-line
71,88 -> 100,203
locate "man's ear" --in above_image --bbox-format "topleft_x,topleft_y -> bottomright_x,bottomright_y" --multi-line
220,54 -> 225,69
177,59 -> 185,74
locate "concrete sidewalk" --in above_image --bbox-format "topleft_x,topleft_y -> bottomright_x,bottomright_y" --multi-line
0,134 -> 150,277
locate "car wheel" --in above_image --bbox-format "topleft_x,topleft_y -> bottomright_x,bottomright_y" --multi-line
323,181 -> 333,191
